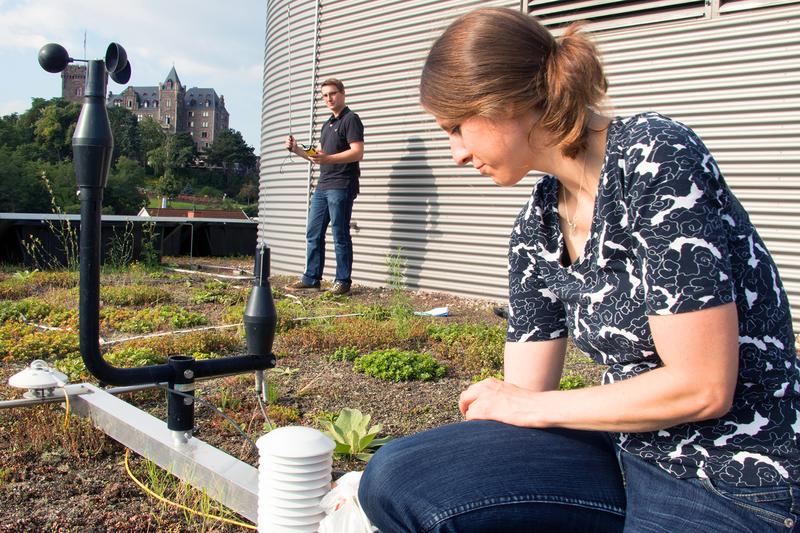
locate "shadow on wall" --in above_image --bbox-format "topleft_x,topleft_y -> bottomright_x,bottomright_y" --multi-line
388,137 -> 440,290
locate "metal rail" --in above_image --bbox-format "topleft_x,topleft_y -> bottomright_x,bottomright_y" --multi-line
70,384 -> 259,522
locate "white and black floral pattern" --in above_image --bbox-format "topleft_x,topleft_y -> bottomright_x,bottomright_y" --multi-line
508,112 -> 800,488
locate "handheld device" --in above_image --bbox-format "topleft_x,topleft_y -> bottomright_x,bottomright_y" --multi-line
299,144 -> 317,156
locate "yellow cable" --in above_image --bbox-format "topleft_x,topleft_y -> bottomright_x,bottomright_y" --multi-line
62,386 -> 70,429
123,448 -> 257,530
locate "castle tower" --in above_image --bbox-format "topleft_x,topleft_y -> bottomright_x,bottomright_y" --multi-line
61,65 -> 86,103
158,66 -> 185,134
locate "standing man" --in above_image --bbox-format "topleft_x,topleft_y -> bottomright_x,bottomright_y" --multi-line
285,78 -> 364,295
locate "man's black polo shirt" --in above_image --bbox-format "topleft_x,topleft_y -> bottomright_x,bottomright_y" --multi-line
319,106 -> 364,192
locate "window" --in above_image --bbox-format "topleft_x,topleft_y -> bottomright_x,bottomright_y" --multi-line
205,100 -> 210,107
189,111 -> 194,117
165,115 -> 171,125
166,100 -> 171,108
127,100 -> 133,108
202,121 -> 209,128
143,101 -> 149,108
202,111 -> 209,117
190,121 -> 194,127
201,131 -> 208,138
137,114 -> 143,121
190,131 -> 194,136
154,100 -> 159,107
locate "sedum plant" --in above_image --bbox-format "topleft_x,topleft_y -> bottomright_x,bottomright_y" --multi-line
327,345 -> 360,362
319,408 -> 391,462
354,348 -> 446,382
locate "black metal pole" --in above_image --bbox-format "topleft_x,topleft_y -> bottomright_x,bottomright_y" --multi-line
167,355 -> 195,435
72,56 -> 275,388
74,60 -> 172,386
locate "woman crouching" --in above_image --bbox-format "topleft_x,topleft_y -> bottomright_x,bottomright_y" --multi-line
358,7 -> 800,533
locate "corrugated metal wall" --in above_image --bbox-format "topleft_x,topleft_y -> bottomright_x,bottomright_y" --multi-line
260,1 -> 800,328
593,5 -> 800,329
260,0 -> 319,276
314,0 -> 520,295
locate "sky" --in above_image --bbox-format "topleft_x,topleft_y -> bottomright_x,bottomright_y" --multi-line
0,0 -> 266,153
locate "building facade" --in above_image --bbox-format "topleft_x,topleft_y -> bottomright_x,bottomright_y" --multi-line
259,0 -> 800,329
63,66 -> 230,152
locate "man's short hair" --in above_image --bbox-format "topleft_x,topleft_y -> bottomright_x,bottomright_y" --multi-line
321,78 -> 345,92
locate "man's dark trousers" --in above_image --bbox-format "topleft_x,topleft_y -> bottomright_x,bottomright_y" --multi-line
301,187 -> 356,286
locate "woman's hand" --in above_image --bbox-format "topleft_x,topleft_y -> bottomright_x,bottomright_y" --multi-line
459,377 -> 539,426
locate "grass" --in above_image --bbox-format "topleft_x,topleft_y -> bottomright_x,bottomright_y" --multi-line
148,198 -> 250,212
135,455 -> 245,531
148,199 -> 217,209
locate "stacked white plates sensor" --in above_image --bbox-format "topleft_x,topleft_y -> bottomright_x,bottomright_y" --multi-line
256,426 -> 335,533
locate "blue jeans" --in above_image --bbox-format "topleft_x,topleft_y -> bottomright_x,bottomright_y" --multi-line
302,187 -> 355,286
359,421 -> 799,532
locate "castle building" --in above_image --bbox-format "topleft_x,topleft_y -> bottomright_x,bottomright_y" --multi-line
63,66 -> 229,152
61,65 -> 87,102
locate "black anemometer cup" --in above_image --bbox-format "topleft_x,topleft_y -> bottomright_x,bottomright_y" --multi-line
37,43 -> 71,73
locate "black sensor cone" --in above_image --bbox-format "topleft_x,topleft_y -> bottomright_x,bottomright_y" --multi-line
243,243 -> 278,359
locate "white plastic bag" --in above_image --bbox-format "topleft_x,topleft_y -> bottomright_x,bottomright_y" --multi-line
413,306 -> 449,317
318,471 -> 377,533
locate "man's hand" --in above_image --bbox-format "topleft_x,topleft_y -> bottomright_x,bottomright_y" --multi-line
284,135 -> 296,152
308,150 -> 330,165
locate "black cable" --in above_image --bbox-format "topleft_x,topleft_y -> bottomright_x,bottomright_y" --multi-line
154,383 -> 258,458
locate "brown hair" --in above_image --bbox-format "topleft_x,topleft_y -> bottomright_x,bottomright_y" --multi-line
420,8 -> 607,158
321,78 -> 345,92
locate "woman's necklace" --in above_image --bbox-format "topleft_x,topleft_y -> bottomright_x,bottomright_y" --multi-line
562,154 -> 588,236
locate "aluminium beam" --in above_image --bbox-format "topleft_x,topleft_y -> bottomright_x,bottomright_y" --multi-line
69,384 -> 258,522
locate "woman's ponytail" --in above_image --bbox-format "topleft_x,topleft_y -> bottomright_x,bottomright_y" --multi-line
541,23 -> 608,158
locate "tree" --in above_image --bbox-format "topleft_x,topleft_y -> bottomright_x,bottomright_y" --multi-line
155,172 -> 183,198
206,129 -> 257,171
206,129 -> 257,170
37,161 -> 79,212
107,106 -> 142,166
139,116 -> 166,169
237,181 -> 259,205
32,99 -> 80,162
0,113 -> 22,149
17,98 -> 55,143
0,147 -> 49,212
105,156 -> 147,214
204,129 -> 258,197
149,133 -> 195,197
0,98 -> 152,214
